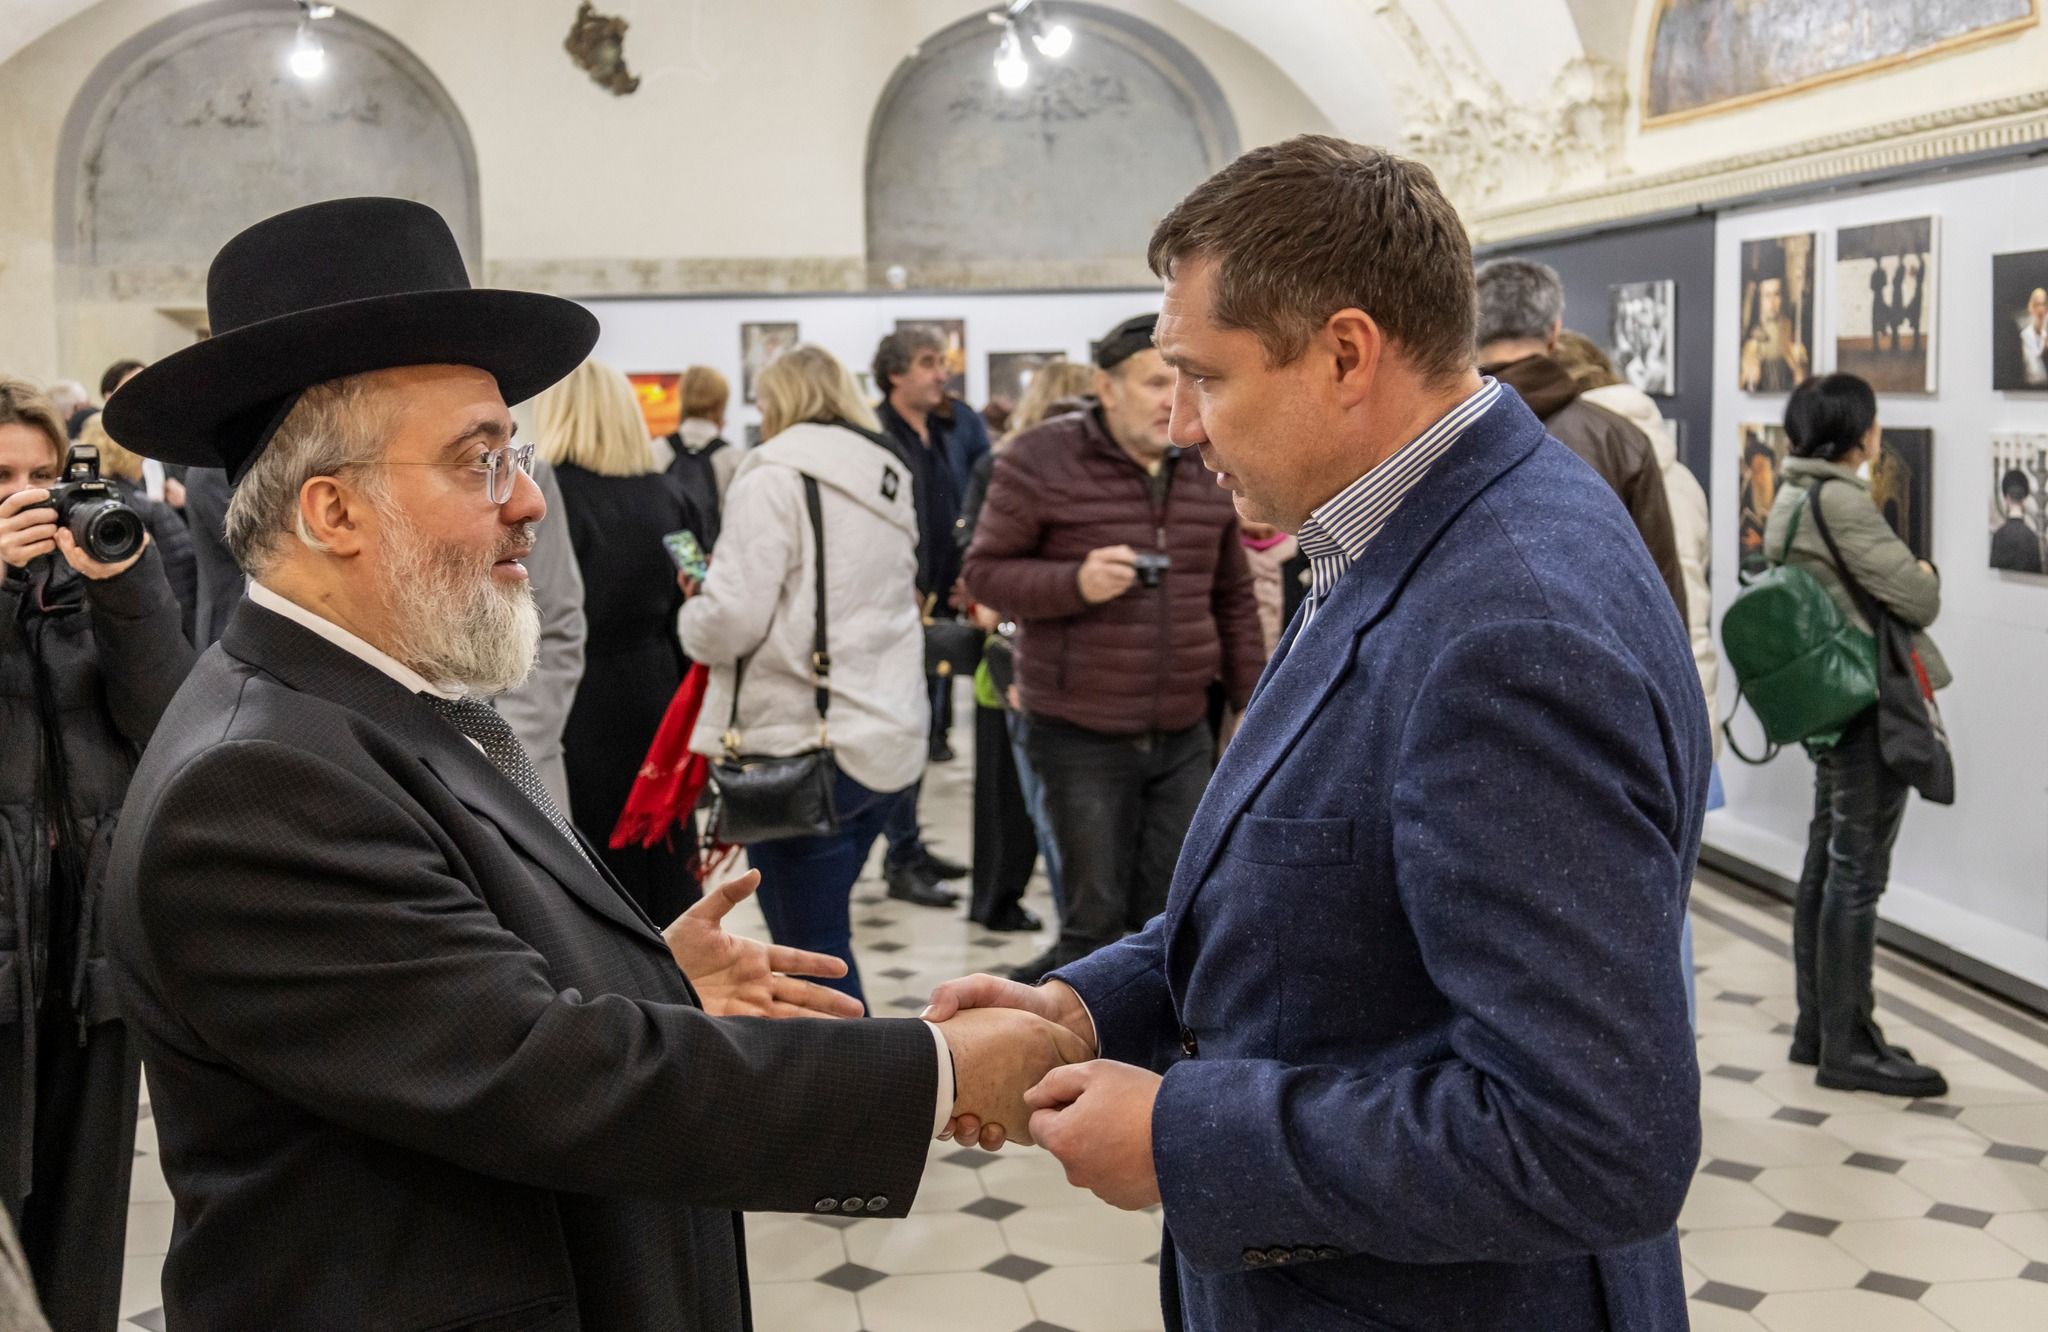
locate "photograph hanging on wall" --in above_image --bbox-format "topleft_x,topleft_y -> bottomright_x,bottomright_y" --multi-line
1989,432 -> 2048,575
626,372 -> 681,438
1738,234 -> 1815,393
1608,280 -> 1676,396
1738,422 -> 1791,576
1871,428 -> 1934,560
740,322 -> 800,405
1990,249 -> 2048,390
986,351 -> 1063,408
1835,217 -> 1938,393
896,319 -> 968,398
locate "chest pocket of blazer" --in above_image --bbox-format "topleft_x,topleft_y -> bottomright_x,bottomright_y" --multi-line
1226,814 -> 1354,867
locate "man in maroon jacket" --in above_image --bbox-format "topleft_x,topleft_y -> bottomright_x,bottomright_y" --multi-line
964,313 -> 1265,982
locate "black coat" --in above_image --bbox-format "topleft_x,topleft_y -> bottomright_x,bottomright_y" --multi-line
554,466 -> 706,922
0,545 -> 192,1203
101,601 -> 938,1330
179,467 -> 243,649
112,480 -> 198,645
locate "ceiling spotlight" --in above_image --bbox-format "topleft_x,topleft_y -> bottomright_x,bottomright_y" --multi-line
300,2 -> 336,17
1032,22 -> 1072,58
289,25 -> 326,78
994,24 -> 1030,89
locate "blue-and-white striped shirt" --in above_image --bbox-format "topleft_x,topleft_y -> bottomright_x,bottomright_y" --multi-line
1295,379 -> 1502,626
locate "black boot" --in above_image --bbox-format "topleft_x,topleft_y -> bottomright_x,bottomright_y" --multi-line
1788,872 -> 1822,1065
885,861 -> 959,909
1814,894 -> 1945,1098
919,849 -> 970,882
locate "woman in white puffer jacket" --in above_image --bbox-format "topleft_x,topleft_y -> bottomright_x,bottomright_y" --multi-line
678,345 -> 926,1008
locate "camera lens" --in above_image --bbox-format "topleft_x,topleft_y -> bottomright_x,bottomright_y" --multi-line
70,499 -> 145,563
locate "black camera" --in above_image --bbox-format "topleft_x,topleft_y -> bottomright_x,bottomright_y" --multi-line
46,444 -> 145,564
1133,551 -> 1172,589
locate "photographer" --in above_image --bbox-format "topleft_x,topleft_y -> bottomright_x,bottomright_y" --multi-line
0,377 -> 194,1327
962,315 -> 1263,982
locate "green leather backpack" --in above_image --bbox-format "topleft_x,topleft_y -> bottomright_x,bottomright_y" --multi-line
1721,481 -> 1878,758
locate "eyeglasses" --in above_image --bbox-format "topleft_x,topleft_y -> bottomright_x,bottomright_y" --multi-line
374,441 -> 537,506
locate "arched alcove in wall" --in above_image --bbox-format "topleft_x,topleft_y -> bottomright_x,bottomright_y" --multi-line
52,0 -> 478,369
865,3 -> 1241,290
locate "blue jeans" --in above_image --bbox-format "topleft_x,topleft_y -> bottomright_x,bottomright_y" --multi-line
1006,712 -> 1064,919
746,772 -> 900,1010
880,778 -> 926,870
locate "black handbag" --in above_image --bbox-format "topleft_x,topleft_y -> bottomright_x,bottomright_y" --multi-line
922,596 -> 983,678
1809,485 -> 1956,805
707,476 -> 843,844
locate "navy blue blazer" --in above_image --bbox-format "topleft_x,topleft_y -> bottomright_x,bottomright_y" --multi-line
1055,390 -> 1708,1332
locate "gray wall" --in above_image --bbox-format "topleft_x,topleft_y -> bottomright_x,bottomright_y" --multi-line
1478,213 -> 1718,494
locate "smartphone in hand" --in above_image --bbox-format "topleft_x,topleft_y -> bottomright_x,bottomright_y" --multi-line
662,529 -> 708,582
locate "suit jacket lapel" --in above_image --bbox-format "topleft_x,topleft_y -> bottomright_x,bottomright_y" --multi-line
1163,393 -> 1550,959
221,602 -> 666,947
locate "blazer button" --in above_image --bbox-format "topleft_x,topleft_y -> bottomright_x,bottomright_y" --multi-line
1180,1027 -> 1199,1057
842,1196 -> 866,1214
1264,1247 -> 1293,1266
1317,1247 -> 1343,1262
865,1196 -> 889,1213
813,1198 -> 838,1213
1292,1246 -> 1321,1264
1243,1248 -> 1269,1267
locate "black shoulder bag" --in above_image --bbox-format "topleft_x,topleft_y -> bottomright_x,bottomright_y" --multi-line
707,475 -> 843,843
1808,483 -> 1956,805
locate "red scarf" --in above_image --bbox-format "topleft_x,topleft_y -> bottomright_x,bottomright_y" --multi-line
609,663 -> 736,880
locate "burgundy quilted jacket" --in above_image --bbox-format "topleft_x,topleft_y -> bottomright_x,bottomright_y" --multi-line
962,408 -> 1265,736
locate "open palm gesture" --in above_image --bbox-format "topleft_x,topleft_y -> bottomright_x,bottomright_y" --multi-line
662,870 -> 865,1019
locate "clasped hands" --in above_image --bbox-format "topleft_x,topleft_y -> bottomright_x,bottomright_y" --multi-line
924,975 -> 1165,1211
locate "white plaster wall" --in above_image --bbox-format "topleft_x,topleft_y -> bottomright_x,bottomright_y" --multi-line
1707,161 -> 2048,992
0,0 -> 1332,383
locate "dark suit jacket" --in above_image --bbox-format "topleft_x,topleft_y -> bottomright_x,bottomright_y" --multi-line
103,603 -> 938,1331
1055,391 -> 1708,1331
178,467 -> 242,649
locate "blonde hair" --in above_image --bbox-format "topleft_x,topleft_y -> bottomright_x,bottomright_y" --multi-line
0,376 -> 66,468
680,365 -> 729,422
533,359 -> 661,477
1005,359 -> 1096,440
755,345 -> 880,442
77,413 -> 145,483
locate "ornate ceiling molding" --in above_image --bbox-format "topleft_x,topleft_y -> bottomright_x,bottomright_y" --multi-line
1466,88 -> 2048,243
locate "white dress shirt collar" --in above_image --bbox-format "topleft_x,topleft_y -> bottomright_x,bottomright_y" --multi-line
246,578 -> 462,699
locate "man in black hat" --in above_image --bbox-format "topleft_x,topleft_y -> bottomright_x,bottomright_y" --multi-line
961,313 -> 1265,984
98,197 -> 1084,1330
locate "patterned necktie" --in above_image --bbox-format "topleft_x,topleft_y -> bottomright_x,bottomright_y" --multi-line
424,694 -> 595,870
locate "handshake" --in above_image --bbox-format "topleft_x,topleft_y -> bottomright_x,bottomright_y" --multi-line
924,975 -> 1096,1149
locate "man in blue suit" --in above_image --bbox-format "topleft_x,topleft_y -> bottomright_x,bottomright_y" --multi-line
929,135 -> 1708,1330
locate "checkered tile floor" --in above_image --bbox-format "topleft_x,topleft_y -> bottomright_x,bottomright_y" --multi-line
116,732 -> 2048,1329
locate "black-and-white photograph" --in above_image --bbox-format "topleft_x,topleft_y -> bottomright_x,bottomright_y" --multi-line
1990,431 -> 2048,574
1608,280 -> 1676,396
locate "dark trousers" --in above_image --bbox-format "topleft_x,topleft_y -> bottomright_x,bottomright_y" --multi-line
1025,717 -> 1211,958
929,673 -> 954,751
746,772 -> 900,1010
880,778 -> 926,871
1791,710 -> 1912,1060
970,705 -> 1039,924
10,1001 -> 140,1332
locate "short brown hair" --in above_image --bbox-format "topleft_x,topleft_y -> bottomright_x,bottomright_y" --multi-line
0,376 -> 68,468
680,365 -> 729,421
1147,135 -> 1475,380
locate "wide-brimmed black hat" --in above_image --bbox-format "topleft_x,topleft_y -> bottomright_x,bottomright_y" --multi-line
104,197 -> 598,481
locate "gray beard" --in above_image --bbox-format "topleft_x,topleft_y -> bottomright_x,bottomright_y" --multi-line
376,505 -> 541,696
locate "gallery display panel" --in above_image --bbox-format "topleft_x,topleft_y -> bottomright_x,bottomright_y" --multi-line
1710,158 -> 2048,1000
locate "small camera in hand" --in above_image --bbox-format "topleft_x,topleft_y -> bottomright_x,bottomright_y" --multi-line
1132,552 -> 1172,589
47,444 -> 145,564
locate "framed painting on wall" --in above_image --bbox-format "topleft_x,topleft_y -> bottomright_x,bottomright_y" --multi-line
1609,280 -> 1676,396
1738,235 -> 1815,393
1644,0 -> 2038,126
896,319 -> 968,398
1991,250 -> 2048,390
1872,428 -> 1934,560
1989,432 -> 2048,574
1738,422 -> 1791,576
740,322 -> 800,405
1835,218 -> 1938,393
626,372 -> 682,438
986,351 -> 1063,407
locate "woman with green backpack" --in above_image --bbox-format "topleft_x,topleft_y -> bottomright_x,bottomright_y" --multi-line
1762,373 -> 1950,1099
